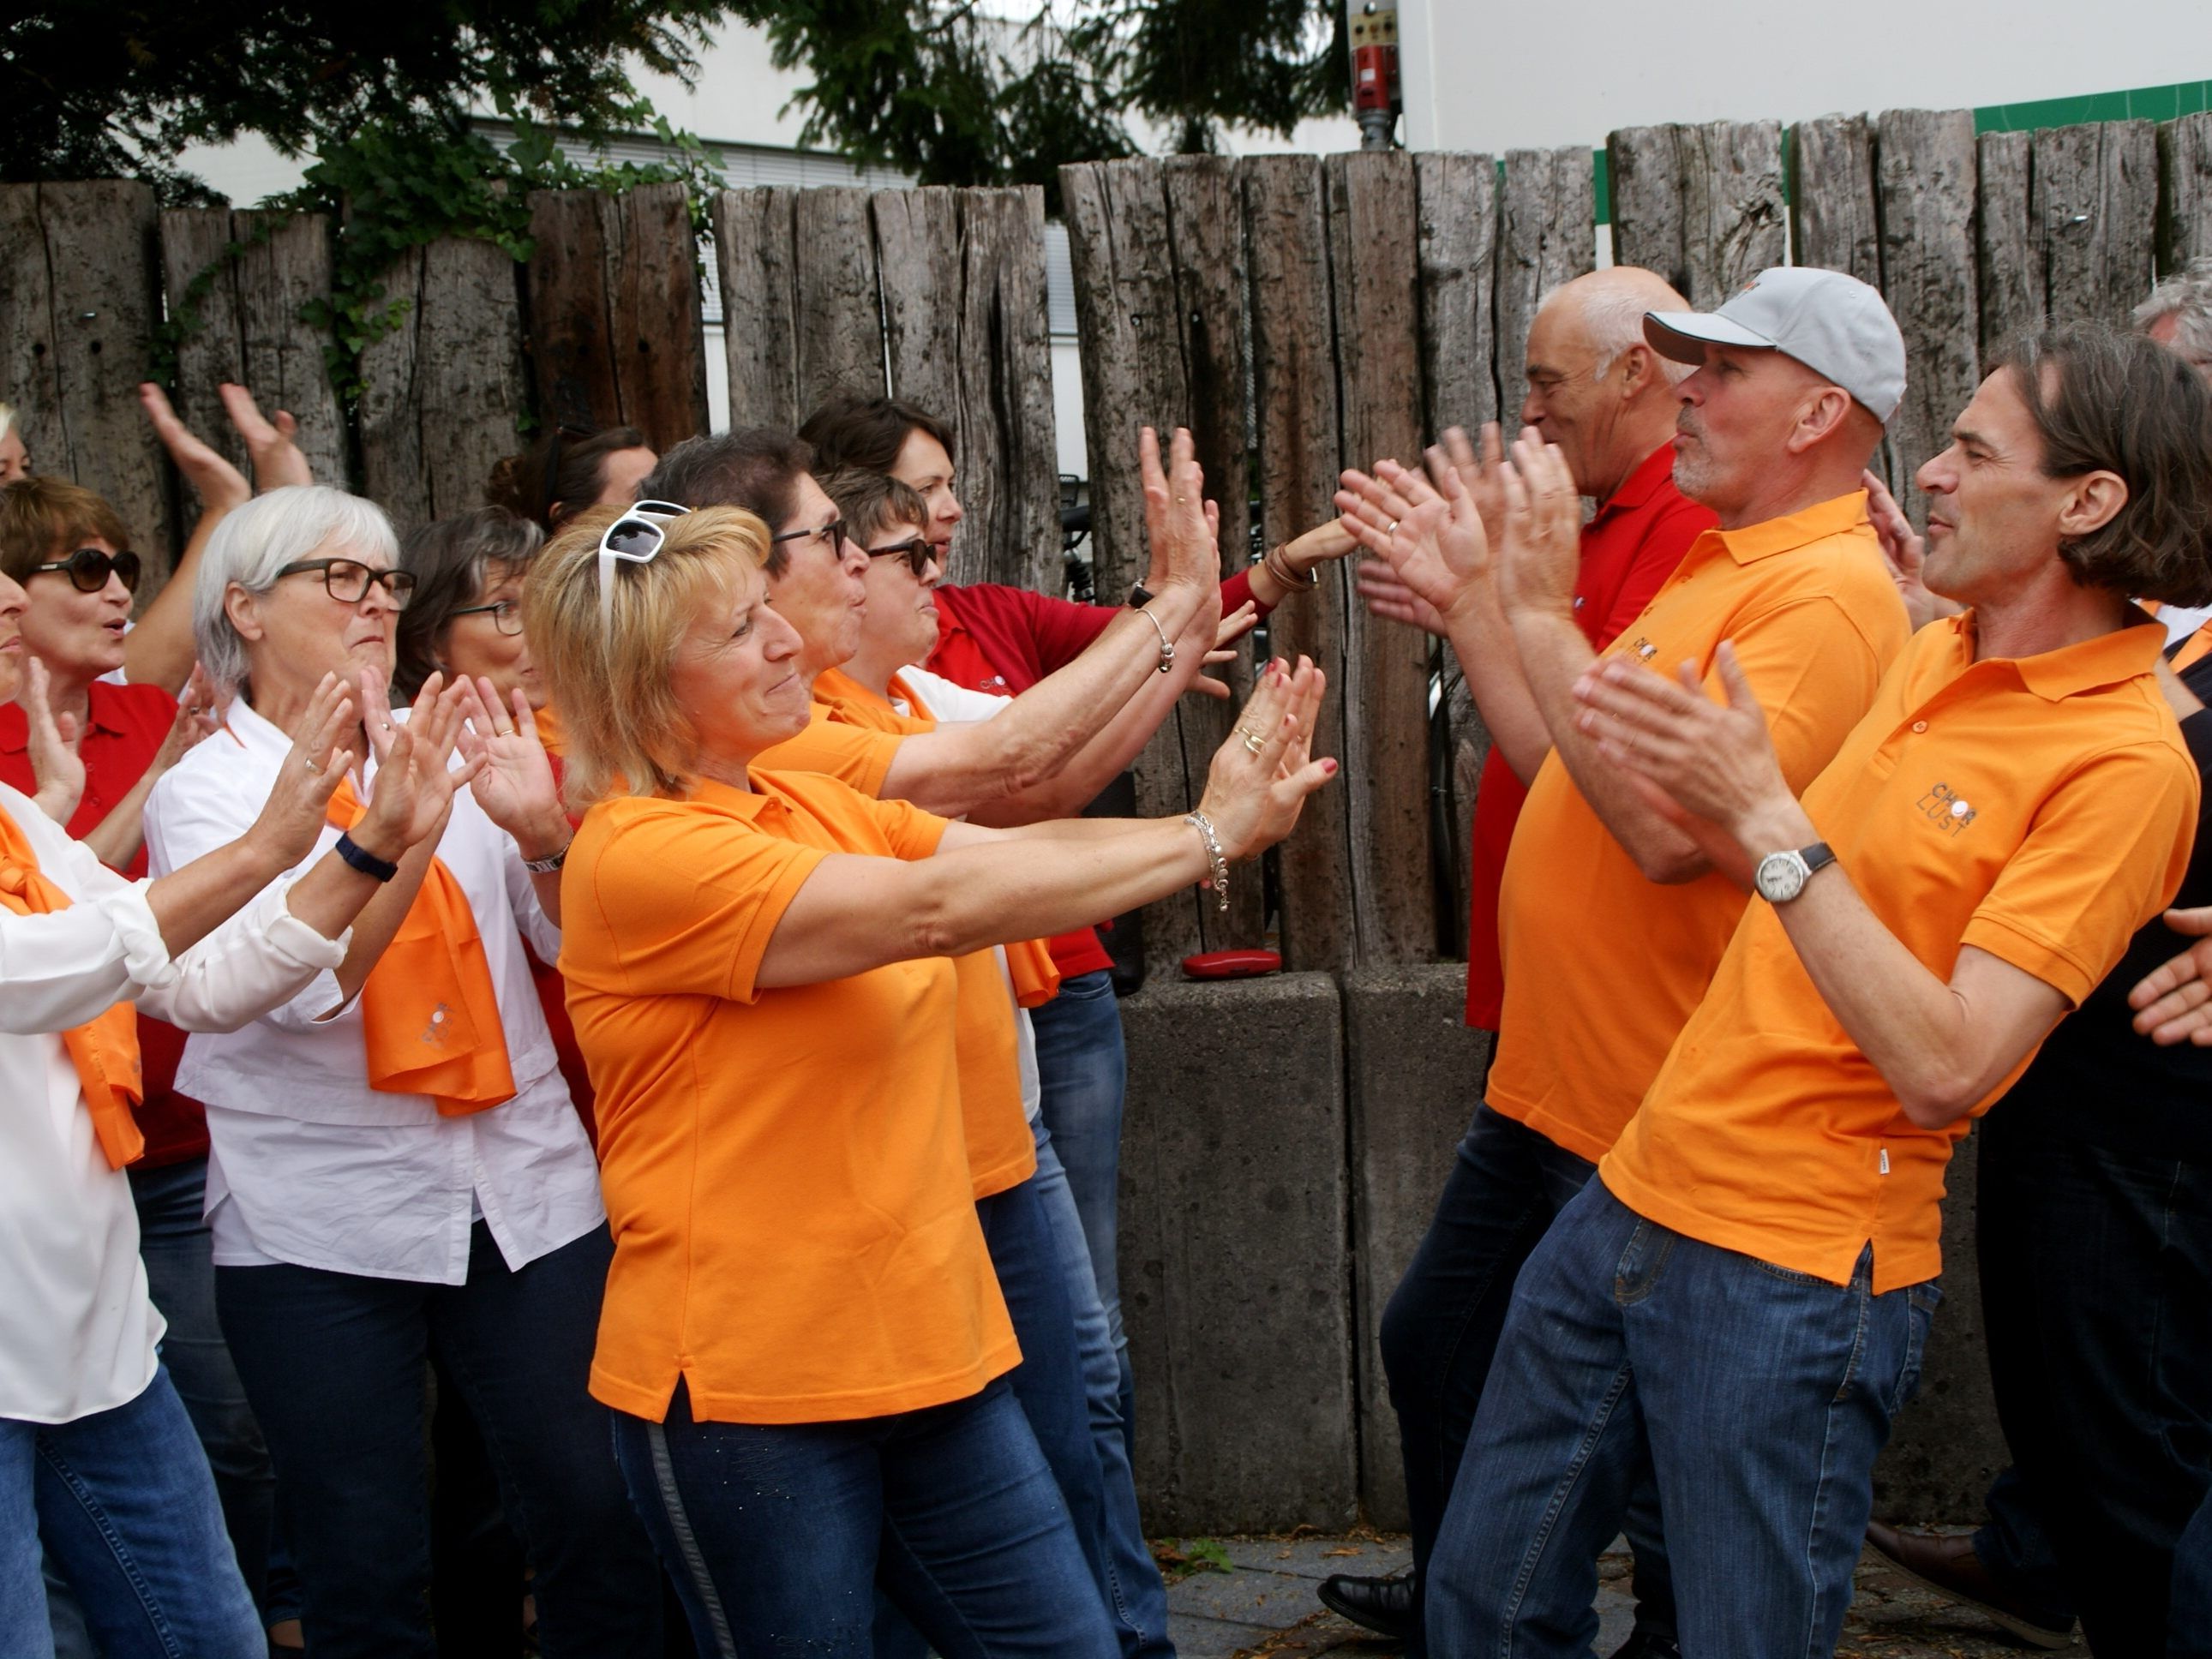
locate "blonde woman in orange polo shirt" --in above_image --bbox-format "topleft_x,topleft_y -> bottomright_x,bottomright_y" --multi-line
527,500 -> 1333,1658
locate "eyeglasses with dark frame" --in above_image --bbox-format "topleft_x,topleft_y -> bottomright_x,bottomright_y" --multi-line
769,518 -> 850,560
32,547 -> 142,595
273,558 -> 418,609
449,597 -> 524,637
863,536 -> 938,579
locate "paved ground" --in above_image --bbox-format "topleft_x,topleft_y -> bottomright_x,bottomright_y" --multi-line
1155,1531 -> 2092,1658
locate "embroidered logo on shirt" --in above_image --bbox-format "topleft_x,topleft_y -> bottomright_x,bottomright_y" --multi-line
420,1003 -> 455,1048
1631,637 -> 1658,662
1915,782 -> 1977,836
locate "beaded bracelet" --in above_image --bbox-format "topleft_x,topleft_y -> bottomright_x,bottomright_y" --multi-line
1184,811 -> 1230,913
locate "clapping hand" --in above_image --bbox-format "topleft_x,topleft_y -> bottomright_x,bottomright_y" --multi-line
1189,602 -> 1260,701
150,666 -> 223,775
1496,430 -> 1585,618
18,659 -> 86,824
219,383 -> 312,491
242,673 -> 358,866
453,678 -> 569,861
349,673 -> 482,861
1863,469 -> 1958,632
2130,909 -> 2212,1045
1337,440 -> 1493,627
1196,656 -> 1336,859
1139,426 -> 1219,594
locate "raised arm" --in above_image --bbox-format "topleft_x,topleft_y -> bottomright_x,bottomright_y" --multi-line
762,660 -> 1332,985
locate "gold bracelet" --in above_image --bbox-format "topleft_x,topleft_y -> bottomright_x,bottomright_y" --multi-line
1264,542 -> 1320,591
1184,811 -> 1229,913
1135,602 -> 1175,673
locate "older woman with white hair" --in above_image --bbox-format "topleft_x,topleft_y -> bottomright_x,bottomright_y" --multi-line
0,552 -> 464,1658
142,486 -> 665,1658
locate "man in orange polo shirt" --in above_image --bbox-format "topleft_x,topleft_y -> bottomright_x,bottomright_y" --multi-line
1324,264 -> 1714,1648
1424,324 -> 2212,1657
1333,267 -> 1911,1656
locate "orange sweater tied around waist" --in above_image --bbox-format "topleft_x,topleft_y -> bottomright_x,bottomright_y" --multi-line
327,777 -> 515,1115
0,804 -> 145,1169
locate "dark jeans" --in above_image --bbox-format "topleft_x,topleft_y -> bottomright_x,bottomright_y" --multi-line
4,1366 -> 263,1659
1974,1111 -> 2212,1654
1029,971 -> 1136,1452
1428,1183 -> 1936,1658
217,1220 -> 662,1659
614,1377 -> 1118,1659
127,1156 -> 300,1628
1378,1102 -> 1673,1653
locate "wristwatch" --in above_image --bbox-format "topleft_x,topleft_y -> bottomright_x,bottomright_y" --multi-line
1753,841 -> 1837,904
1128,580 -> 1155,609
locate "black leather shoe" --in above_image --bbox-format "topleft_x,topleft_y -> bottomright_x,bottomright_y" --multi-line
1317,1568 -> 1418,1640
1607,1628 -> 1681,1659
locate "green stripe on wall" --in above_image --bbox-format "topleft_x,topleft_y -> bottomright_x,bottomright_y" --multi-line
1586,79 -> 2212,224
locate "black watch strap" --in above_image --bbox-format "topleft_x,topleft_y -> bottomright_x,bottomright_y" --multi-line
1801,841 -> 1837,876
334,831 -> 399,883
1128,580 -> 1155,609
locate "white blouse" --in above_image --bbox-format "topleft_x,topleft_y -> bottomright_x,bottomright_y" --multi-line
0,782 -> 345,1423
891,665 -> 1042,1125
143,699 -> 605,1285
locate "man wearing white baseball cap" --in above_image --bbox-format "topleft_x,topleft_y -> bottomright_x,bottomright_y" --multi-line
1413,265 -> 1915,1656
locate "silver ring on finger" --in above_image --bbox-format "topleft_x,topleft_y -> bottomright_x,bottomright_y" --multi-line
303,757 -> 321,776
1388,520 -> 1400,536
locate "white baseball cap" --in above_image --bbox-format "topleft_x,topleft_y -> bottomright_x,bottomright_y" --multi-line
1643,267 -> 1908,425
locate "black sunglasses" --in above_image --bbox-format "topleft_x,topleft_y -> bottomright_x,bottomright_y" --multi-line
33,547 -> 141,595
865,536 -> 938,579
769,518 -> 850,560
273,558 -> 417,608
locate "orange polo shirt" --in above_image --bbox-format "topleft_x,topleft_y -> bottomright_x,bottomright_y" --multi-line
800,665 -> 1038,1198
1603,612 -> 2197,1293
560,770 -> 1019,1423
1488,491 -> 1909,1164
752,701 -> 904,796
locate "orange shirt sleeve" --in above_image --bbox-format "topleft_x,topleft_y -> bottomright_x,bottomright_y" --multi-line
1962,744 -> 2199,1006
754,710 -> 905,798
867,794 -> 952,862
581,807 -> 826,1006
1710,594 -> 1895,794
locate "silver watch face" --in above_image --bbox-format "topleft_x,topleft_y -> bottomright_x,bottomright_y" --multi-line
1754,850 -> 1807,903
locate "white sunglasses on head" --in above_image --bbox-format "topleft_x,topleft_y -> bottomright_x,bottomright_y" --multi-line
596,500 -> 692,619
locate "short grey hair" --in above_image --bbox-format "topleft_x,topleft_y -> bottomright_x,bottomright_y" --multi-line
1537,281 -> 1693,386
2136,257 -> 2212,366
195,485 -> 398,701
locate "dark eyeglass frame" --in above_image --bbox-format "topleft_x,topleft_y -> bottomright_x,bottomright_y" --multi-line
449,597 -> 524,637
769,518 -> 851,560
273,557 -> 418,608
33,546 -> 141,595
864,536 -> 938,579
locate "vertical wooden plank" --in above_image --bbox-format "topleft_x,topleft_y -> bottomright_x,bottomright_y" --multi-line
874,189 -> 963,429
610,183 -> 709,447
2034,120 -> 2159,331
1976,131 -> 2039,362
1875,111 -> 1982,514
359,238 -> 528,535
1495,147 -> 1596,434
1414,152 -> 1498,943
1678,119 -> 1788,304
158,208 -> 252,482
1244,153 -> 1352,972
525,189 -> 621,432
1607,126 -> 1687,297
1157,155 -> 1262,960
230,212 -> 347,488
2160,111 -> 2212,271
792,187 -> 884,420
711,188 -> 800,432
1060,161 -> 1185,593
1328,150 -> 1436,967
10,184 -> 176,581
1790,116 -> 1882,287
959,187 -> 1059,596
1415,152 -> 1500,438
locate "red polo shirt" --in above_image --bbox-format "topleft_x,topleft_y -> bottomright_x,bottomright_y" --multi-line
926,568 -> 1272,979
0,680 -> 207,1166
1463,444 -> 1714,1029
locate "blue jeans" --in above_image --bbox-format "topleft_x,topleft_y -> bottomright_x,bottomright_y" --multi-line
1971,1107 -> 2212,1653
2176,1482 -> 2212,1659
128,1156 -> 301,1628
1030,971 -> 1134,1448
614,1376 -> 1118,1659
1379,1104 -> 1671,1655
3,1367 -> 263,1659
217,1220 -> 662,1659
881,1165 -> 1171,1659
1427,1183 -> 1937,1658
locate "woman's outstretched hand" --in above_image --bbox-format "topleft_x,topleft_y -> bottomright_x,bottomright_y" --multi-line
1196,655 -> 1336,859
349,673 -> 483,861
453,678 -> 569,861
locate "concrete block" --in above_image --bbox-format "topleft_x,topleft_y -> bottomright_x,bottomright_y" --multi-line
1872,1133 -> 2008,1524
1117,972 -> 1358,1533
1344,964 -> 1495,1530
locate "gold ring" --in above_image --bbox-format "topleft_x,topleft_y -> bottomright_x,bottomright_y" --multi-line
303,758 -> 321,776
1242,732 -> 1266,755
